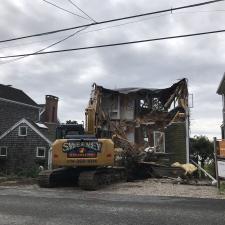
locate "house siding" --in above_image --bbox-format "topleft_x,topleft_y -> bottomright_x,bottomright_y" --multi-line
0,100 -> 39,135
165,122 -> 187,164
0,122 -> 50,175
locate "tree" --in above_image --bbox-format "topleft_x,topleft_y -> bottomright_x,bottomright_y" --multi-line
190,135 -> 214,168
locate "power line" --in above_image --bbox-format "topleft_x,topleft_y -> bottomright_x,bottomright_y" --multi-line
42,0 -> 90,21
1,28 -> 225,59
1,0 -> 224,44
0,13 -> 169,51
1,8 -> 225,51
0,26 -> 89,65
67,0 -> 97,23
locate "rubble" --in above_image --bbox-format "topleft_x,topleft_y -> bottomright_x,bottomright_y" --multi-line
171,162 -> 197,175
85,79 -> 190,179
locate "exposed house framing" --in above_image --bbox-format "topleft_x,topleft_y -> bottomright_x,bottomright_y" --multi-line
86,79 -> 189,163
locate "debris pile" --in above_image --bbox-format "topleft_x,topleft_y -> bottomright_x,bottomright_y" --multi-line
85,79 -> 195,180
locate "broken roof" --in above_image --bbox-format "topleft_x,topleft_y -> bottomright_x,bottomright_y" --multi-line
113,87 -> 158,94
95,78 -> 187,107
0,84 -> 38,107
96,78 -> 186,94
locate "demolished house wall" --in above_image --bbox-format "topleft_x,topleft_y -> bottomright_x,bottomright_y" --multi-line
86,79 -> 189,164
165,122 -> 187,164
120,95 -> 135,120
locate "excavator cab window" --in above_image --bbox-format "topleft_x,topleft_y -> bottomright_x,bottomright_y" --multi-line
56,124 -> 85,139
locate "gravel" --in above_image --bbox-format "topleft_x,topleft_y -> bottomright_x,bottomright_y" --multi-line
0,178 -> 224,199
99,178 -> 225,199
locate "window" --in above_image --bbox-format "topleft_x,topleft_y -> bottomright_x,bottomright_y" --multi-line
0,147 -> 7,156
36,147 -> 46,158
140,99 -> 149,109
18,126 -> 27,136
153,131 -> 165,153
152,98 -> 164,111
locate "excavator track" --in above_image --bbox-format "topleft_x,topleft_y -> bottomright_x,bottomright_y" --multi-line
38,167 -> 127,190
78,171 -> 99,190
38,167 -> 79,188
38,170 -> 53,188
78,167 -> 127,191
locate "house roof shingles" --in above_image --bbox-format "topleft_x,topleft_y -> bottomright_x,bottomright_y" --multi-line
0,84 -> 38,107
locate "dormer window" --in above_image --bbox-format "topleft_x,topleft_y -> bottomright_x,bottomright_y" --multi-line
18,126 -> 27,136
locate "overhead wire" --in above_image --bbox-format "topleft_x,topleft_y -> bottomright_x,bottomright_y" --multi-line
1,28 -> 225,59
1,0 -> 225,64
0,0 -> 224,44
42,0 -> 91,21
0,0 -> 96,65
1,8 -> 225,51
67,0 -> 97,23
0,26 -> 89,65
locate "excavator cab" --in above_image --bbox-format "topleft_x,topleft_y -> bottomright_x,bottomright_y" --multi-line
55,123 -> 85,139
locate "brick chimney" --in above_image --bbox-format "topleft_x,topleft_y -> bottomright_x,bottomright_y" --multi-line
45,95 -> 59,123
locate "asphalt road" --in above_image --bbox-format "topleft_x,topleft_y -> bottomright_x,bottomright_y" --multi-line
0,186 -> 225,225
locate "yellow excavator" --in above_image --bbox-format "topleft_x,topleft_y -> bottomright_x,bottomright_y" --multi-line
38,88 -> 127,190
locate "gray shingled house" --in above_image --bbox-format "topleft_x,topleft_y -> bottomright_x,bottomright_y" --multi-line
217,73 -> 225,139
0,84 -> 59,175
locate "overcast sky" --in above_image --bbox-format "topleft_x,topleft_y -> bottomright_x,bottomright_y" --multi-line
0,0 -> 225,139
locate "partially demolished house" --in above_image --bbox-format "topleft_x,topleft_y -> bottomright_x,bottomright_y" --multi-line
86,79 -> 189,164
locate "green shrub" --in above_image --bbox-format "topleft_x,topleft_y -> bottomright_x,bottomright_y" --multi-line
219,181 -> 225,193
204,161 -> 215,177
15,166 -> 40,178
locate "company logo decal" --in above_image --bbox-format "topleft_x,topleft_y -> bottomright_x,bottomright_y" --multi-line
62,141 -> 101,153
